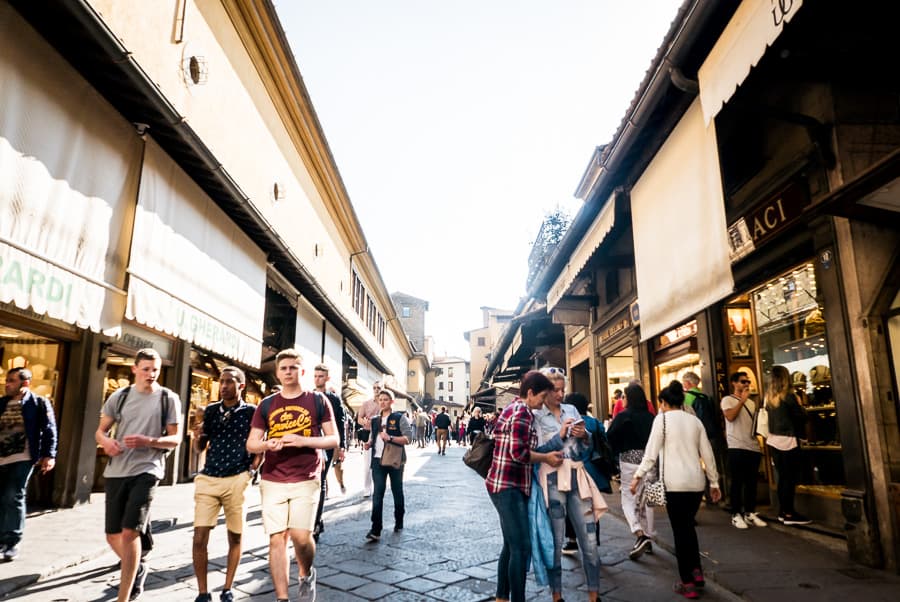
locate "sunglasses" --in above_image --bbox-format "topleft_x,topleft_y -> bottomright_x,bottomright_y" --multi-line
739,380 -> 751,385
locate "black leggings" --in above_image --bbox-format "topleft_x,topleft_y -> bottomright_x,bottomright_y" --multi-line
665,491 -> 703,583
770,446 -> 802,515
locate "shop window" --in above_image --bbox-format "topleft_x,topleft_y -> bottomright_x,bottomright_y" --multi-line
606,346 -> 635,413
402,306 -> 411,318
0,327 -> 62,403
725,261 -> 843,490
653,321 -> 701,396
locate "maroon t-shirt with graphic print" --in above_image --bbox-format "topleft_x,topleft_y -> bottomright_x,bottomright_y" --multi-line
251,391 -> 333,483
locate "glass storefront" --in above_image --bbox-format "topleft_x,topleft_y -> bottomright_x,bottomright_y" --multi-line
0,323 -> 67,506
725,261 -> 843,492
653,320 -> 701,398
606,347 -> 635,405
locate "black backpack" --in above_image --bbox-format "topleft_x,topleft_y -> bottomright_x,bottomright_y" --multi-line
692,391 -> 723,442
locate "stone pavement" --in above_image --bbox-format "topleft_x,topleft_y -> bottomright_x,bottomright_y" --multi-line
1,442 -> 898,601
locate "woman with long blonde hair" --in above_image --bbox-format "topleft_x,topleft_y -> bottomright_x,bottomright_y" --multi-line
764,365 -> 811,525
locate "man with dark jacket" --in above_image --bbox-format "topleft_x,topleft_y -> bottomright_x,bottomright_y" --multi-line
312,363 -> 346,540
0,367 -> 57,561
434,407 -> 452,455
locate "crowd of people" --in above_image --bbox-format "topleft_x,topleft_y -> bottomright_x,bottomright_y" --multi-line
0,351 -> 816,602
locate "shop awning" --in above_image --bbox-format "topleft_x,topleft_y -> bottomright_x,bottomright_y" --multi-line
0,5 -> 140,334
126,140 -> 266,367
698,0 -> 804,125
547,193 -> 616,311
631,99 -> 734,341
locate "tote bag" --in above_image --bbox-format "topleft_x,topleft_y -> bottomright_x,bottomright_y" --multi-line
463,432 -> 494,478
380,441 -> 403,469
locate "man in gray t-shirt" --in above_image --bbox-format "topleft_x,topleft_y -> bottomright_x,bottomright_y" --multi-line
96,348 -> 181,602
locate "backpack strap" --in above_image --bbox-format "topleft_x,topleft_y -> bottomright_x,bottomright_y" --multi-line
160,387 -> 170,436
115,386 -> 133,421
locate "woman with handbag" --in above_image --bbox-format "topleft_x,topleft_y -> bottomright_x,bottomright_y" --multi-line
630,381 -> 720,600
765,365 -> 811,526
485,371 -> 564,602
607,382 -> 656,561
364,390 -> 412,542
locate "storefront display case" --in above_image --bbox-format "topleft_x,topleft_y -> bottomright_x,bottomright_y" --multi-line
725,262 -> 844,499
653,320 -> 701,399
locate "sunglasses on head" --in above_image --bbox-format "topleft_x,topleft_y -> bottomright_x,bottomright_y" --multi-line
543,367 -> 566,376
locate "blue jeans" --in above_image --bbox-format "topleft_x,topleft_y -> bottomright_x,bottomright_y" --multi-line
489,488 -> 530,602
547,470 -> 600,593
370,460 -> 404,535
0,461 -> 35,547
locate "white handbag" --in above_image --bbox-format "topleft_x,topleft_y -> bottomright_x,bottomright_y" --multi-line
753,405 -> 770,439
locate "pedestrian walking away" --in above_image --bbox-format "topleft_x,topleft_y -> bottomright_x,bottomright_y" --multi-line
311,363 -> 346,541
415,409 -> 428,448
434,406 -> 451,455
485,370 -> 564,602
191,367 -> 259,602
721,371 -> 767,530
631,380 -> 721,600
356,383 -> 381,496
95,348 -> 181,602
607,381 -> 657,561
246,349 -> 340,602
0,367 -> 57,563
364,390 -> 412,541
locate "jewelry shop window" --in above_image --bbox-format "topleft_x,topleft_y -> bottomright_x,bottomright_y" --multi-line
750,262 -> 843,487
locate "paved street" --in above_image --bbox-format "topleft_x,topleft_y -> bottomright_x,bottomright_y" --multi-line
2,443 -> 899,601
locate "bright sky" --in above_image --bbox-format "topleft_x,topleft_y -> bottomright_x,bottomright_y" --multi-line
276,0 -> 682,359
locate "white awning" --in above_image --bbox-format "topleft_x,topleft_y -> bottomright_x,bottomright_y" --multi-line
698,0 -> 804,125
547,194 -> 616,311
0,5 -> 141,333
126,140 -> 266,367
631,99 -> 734,341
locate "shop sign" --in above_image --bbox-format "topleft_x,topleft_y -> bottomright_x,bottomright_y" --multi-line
598,317 -> 632,345
119,323 -> 173,359
658,320 -> 698,348
727,182 -> 808,263
0,242 -> 106,331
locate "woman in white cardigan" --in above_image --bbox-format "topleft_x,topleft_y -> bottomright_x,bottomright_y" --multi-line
629,380 -> 720,600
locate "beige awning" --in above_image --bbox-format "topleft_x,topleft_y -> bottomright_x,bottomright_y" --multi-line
698,0 -> 805,125
0,5 -> 141,334
126,140 -> 266,367
547,193 -> 616,311
631,99 -> 734,341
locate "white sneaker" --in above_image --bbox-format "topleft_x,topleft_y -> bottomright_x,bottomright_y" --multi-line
744,512 -> 767,527
731,513 -> 749,529
297,567 -> 316,602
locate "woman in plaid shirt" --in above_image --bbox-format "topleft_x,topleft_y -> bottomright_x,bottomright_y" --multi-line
486,371 -> 564,602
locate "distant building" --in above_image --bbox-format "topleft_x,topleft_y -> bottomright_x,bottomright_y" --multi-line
464,307 -> 514,397
391,292 -> 429,352
429,356 -> 469,417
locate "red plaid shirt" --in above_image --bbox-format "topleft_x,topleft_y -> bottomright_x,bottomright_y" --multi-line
485,400 -> 537,496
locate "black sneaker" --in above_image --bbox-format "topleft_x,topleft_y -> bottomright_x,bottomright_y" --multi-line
194,594 -> 212,602
365,531 -> 380,542
393,523 -> 403,533
219,590 -> 234,602
129,561 -> 147,601
782,513 -> 812,525
628,535 -> 652,560
561,539 -> 578,556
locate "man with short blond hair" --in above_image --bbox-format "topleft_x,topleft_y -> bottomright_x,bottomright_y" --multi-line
247,349 -> 339,602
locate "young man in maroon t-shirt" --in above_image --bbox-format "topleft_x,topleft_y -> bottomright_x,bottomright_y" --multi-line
247,349 -> 339,602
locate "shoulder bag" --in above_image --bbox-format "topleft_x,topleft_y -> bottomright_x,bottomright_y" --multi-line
463,431 -> 494,478
643,414 -> 667,507
753,403 -> 769,439
378,412 -> 405,469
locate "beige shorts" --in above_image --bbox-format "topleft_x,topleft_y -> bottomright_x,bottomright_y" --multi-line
194,472 -> 252,533
259,479 -> 320,534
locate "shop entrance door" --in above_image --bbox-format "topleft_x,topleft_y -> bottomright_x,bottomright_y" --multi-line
0,324 -> 67,509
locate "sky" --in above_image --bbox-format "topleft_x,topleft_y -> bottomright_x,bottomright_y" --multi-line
276,0 -> 683,359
